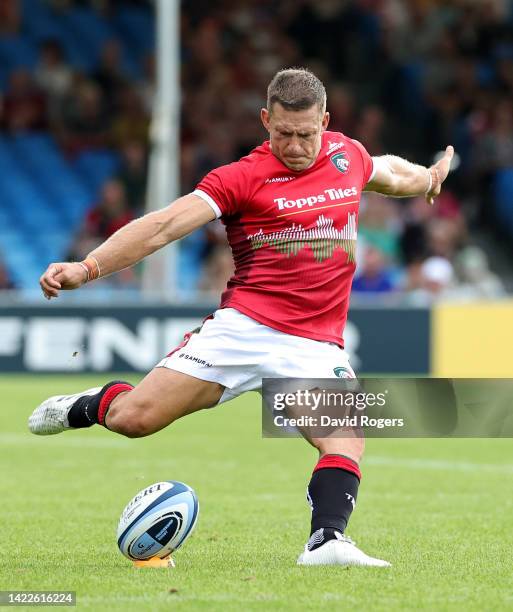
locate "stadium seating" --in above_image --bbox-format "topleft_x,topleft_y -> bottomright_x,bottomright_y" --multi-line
74,150 -> 120,196
0,134 -> 85,288
0,0 -> 151,290
1,0 -> 512,296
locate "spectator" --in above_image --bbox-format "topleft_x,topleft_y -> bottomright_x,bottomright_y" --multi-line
2,69 -> 47,132
358,193 -> 401,262
110,85 -> 149,148
194,124 -> 238,183
325,83 -> 356,134
116,141 -> 148,214
93,39 -> 128,109
426,217 -> 464,261
400,191 -> 464,265
352,246 -> 395,294
354,106 -> 386,156
70,179 -> 134,261
85,179 -> 134,239
67,176 -> 139,288
399,197 -> 433,265
405,256 -> 456,305
454,246 -> 506,299
34,39 -> 73,121
473,99 -> 513,173
137,52 -> 155,115
62,81 -> 110,153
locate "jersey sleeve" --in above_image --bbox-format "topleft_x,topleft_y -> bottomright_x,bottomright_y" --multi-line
193,160 -> 249,218
349,138 -> 375,187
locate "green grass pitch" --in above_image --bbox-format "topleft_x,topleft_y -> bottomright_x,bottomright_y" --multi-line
1,375 -> 512,611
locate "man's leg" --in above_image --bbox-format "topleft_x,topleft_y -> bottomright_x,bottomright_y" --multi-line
105,368 -> 225,437
306,435 -> 364,538
297,432 -> 390,567
29,368 -> 225,437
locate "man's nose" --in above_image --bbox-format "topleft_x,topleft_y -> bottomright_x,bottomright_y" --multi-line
286,138 -> 303,154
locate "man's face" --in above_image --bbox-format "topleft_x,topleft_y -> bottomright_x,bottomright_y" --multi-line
261,103 -> 330,171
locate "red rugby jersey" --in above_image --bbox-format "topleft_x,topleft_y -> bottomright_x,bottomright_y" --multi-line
193,130 -> 374,347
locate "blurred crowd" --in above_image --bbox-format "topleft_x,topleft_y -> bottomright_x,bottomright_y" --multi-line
179,0 -> 512,302
1,0 -> 513,302
0,0 -> 153,289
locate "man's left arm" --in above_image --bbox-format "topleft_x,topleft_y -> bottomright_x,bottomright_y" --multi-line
364,145 -> 454,205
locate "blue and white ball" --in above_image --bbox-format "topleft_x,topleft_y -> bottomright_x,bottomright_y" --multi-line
117,481 -> 199,560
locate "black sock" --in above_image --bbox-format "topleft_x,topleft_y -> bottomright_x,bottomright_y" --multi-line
307,467 -> 360,541
67,380 -> 132,428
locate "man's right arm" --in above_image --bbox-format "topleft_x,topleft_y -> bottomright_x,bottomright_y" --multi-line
40,193 -> 216,299
365,146 -> 454,205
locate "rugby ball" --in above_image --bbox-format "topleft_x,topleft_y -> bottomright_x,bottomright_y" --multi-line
117,481 -> 199,560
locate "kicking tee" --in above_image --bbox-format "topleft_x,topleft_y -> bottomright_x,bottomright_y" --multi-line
193,130 -> 375,347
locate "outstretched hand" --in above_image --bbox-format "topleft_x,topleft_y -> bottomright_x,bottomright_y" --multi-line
40,262 -> 88,300
426,145 -> 455,205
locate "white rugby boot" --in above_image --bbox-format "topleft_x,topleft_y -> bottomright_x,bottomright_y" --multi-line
28,387 -> 101,435
297,529 -> 391,567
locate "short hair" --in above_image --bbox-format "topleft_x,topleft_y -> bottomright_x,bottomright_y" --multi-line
267,68 -> 326,114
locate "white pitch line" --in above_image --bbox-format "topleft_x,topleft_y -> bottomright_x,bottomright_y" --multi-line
365,455 -> 513,474
0,432 -> 129,448
1,433 -> 512,472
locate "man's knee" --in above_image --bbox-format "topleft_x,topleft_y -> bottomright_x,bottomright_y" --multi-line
105,395 -> 164,438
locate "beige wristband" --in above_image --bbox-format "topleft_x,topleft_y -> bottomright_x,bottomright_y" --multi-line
76,262 -> 90,282
426,166 -> 440,194
80,256 -> 101,282
425,168 -> 433,194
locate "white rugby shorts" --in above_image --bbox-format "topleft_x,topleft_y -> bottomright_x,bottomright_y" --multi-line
156,308 -> 355,404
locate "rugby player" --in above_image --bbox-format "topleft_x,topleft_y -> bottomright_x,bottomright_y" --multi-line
29,69 -> 454,567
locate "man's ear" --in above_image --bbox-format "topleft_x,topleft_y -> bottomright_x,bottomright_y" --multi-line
322,111 -> 330,131
261,107 -> 270,131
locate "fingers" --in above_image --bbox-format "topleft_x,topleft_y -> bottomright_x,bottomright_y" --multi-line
54,271 -> 69,285
435,146 -> 455,169
426,190 -> 438,206
40,281 -> 58,300
46,265 -> 63,289
39,264 -> 63,300
40,277 -> 59,299
433,145 -> 456,184
441,146 -> 455,171
427,146 -> 455,207
426,182 -> 442,206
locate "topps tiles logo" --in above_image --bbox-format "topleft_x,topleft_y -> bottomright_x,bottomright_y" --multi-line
275,186 -> 358,211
